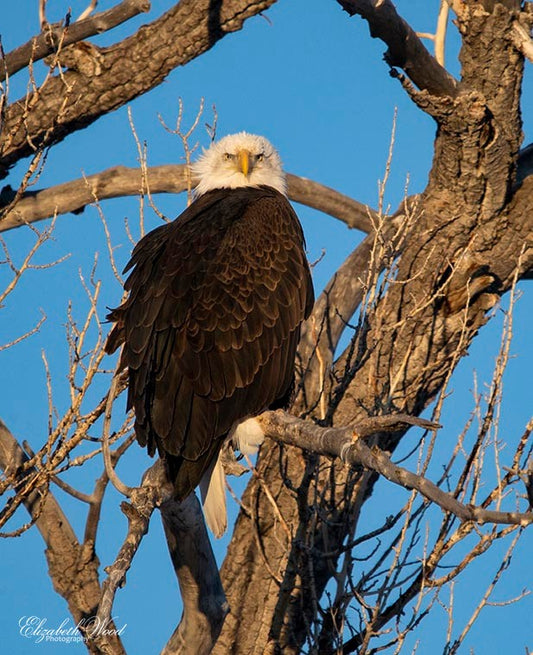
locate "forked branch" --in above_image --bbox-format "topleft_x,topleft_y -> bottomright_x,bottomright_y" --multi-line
96,460 -> 170,627
258,410 -> 533,527
1,0 -> 151,80
97,459 -> 227,655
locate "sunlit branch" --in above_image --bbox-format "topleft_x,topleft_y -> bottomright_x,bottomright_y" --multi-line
1,0 -> 151,80
336,0 -> 458,97
258,410 -> 533,527
511,18 -> 533,64
102,359 -> 134,497
77,0 -> 99,23
97,460 -> 169,626
0,165 -> 376,233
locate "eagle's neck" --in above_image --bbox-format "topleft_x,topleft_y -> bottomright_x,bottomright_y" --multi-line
193,169 -> 287,198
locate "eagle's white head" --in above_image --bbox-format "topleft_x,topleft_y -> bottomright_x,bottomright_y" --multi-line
192,132 -> 287,197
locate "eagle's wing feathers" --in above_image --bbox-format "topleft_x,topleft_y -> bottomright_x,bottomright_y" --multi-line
106,186 -> 313,499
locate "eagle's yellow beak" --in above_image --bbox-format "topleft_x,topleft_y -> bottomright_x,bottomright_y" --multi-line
238,149 -> 251,177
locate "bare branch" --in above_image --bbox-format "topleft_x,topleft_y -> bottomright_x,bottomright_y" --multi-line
511,18 -> 533,64
77,0 -> 99,23
1,0 -> 151,80
39,0 -> 48,31
161,493 -> 229,655
336,0 -> 458,97
0,310 -> 45,351
0,165 -> 376,233
0,219 -> 65,302
97,460 -> 170,626
257,410 -> 533,527
451,531 -> 526,651
102,360 -> 134,497
158,97 -> 206,204
434,1 -> 450,66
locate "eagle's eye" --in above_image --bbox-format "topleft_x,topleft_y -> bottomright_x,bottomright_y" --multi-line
224,153 -> 233,161
256,153 -> 264,162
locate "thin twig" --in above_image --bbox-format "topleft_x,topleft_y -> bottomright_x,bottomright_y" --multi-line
102,358 -> 134,497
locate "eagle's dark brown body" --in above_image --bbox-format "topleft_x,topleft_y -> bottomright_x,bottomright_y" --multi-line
106,185 -> 314,500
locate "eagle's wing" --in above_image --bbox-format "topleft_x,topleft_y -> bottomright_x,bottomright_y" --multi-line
106,186 -> 314,499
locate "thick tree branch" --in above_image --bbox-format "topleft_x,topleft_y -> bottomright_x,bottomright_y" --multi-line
0,0 -> 278,176
0,166 -> 375,233
258,410 -> 533,527
161,493 -> 229,655
286,173 -> 375,231
0,0 -> 151,80
336,0 -> 459,97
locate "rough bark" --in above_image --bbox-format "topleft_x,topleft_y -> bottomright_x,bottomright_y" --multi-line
337,0 -> 459,96
0,0 -> 277,177
215,2 -> 533,653
0,0 -> 151,79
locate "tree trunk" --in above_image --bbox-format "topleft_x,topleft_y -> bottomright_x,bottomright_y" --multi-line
215,2 -> 533,652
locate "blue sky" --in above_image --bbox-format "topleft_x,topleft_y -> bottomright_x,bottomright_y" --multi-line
1,1 -> 532,653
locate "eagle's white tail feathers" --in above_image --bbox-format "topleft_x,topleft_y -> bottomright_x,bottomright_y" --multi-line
230,417 -> 265,455
199,418 -> 265,538
199,455 -> 227,539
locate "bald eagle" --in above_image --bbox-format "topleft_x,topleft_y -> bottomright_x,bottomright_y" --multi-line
106,133 -> 314,536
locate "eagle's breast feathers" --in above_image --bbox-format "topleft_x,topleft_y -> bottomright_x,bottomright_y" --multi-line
106,186 -> 313,502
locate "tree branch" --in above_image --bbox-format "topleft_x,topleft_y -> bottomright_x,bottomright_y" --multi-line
286,173 -> 375,231
0,165 -> 376,233
0,0 -> 278,176
0,0 -> 151,80
2,143 -> 529,233
336,0 -> 459,97
257,410 -> 533,527
161,493 -> 229,655
511,16 -> 533,64
97,458 -> 227,655
0,418 -> 126,655
97,460 -> 168,627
